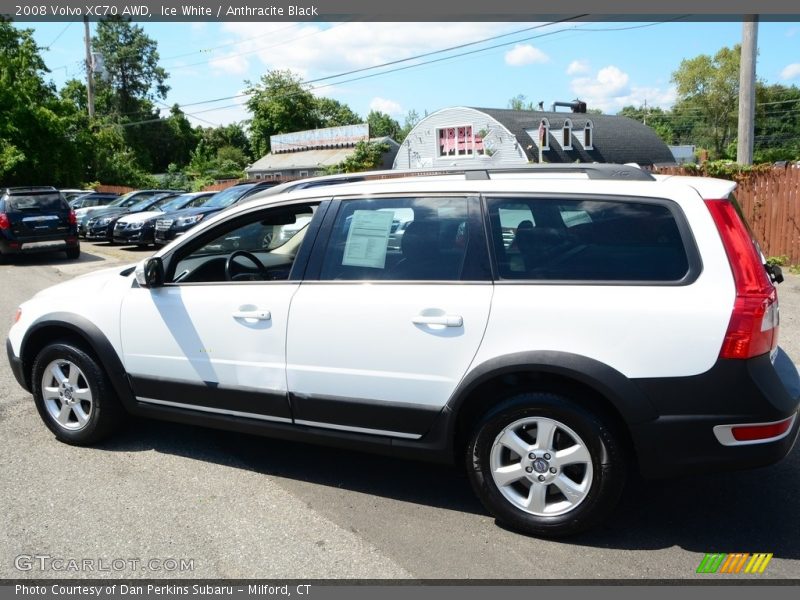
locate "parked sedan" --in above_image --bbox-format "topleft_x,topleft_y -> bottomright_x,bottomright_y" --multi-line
77,189 -> 184,236
70,192 -> 119,210
85,193 -> 182,242
154,182 -> 278,246
113,192 -> 215,247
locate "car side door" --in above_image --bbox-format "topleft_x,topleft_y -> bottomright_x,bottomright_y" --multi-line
119,200 -> 327,422
286,194 -> 493,439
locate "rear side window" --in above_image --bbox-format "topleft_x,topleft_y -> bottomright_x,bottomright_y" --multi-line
319,197 -> 469,281
7,193 -> 66,212
487,197 -> 690,282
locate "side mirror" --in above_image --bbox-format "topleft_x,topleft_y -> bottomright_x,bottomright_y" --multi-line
135,257 -> 165,288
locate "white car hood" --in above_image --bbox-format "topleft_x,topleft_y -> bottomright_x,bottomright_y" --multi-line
118,211 -> 161,224
32,264 -> 134,300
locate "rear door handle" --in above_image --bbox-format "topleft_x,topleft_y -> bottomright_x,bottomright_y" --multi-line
412,314 -> 463,327
232,310 -> 271,321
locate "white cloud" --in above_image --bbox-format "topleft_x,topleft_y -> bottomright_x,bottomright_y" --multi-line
569,65 -> 676,113
369,97 -> 403,116
780,63 -> 800,80
566,60 -> 590,76
216,22 -> 517,81
504,44 -> 549,67
209,53 -> 250,76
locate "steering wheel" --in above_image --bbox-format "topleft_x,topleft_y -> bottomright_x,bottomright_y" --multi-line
225,250 -> 269,281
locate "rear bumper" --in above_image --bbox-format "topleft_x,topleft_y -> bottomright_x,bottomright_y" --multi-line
0,236 -> 78,255
6,338 -> 28,392
631,348 -> 800,478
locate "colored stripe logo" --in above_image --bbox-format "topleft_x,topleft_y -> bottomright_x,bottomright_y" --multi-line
697,553 -> 773,574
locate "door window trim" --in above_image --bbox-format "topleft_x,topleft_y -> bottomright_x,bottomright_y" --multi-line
481,193 -> 703,287
157,199 -> 330,286
302,193 -> 492,284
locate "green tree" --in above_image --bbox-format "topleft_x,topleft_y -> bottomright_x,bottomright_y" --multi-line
198,123 -> 251,159
245,69 -> 319,157
753,83 -> 800,162
507,94 -> 538,111
396,109 -> 422,142
618,105 -> 677,144
0,20 -> 86,185
367,110 -> 400,138
314,97 -> 361,128
92,18 -> 169,116
330,141 -> 390,173
671,45 -> 741,158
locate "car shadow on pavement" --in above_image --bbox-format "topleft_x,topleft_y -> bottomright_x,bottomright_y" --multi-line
2,251 -> 105,266
100,418 -> 485,516
99,417 -> 799,557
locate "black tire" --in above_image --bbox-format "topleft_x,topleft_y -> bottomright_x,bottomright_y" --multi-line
65,245 -> 80,260
31,342 -> 126,445
466,392 -> 626,537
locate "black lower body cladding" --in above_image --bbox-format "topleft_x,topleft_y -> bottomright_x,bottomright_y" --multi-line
630,348 -> 800,477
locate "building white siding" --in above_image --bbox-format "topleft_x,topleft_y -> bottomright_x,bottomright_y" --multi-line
393,107 -> 529,169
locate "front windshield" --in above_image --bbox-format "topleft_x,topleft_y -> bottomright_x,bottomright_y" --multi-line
160,194 -> 195,212
202,185 -> 254,209
108,191 -> 137,207
129,196 -> 161,212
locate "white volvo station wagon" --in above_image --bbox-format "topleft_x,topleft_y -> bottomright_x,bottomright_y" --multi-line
7,165 -> 799,536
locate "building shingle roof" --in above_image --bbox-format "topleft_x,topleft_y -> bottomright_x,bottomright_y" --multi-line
472,108 -> 676,166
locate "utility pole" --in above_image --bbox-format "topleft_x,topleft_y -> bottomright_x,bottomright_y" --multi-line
737,16 -> 758,165
83,16 -> 95,119
643,99 -> 648,125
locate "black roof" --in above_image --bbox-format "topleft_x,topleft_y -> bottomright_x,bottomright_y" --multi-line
472,108 -> 676,166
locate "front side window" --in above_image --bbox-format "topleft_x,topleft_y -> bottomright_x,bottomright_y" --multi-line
488,197 -> 690,282
437,126 -> 485,157
169,203 -> 318,284
319,197 -> 469,281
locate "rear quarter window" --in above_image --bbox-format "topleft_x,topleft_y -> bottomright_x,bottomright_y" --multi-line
487,196 -> 693,282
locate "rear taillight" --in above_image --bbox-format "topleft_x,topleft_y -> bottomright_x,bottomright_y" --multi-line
704,199 -> 778,359
68,210 -> 77,225
0,213 -> 10,230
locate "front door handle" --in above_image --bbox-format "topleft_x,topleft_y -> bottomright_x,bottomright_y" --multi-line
232,309 -> 271,321
412,314 -> 463,327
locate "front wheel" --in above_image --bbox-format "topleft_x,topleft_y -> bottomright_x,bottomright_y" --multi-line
31,342 -> 125,445
466,392 -> 626,537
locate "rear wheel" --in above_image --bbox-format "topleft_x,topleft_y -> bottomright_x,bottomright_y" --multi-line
65,246 -> 80,260
31,342 -> 125,445
466,392 -> 626,537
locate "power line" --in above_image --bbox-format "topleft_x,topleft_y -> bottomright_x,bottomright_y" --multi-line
174,17 -> 590,110
44,22 -> 73,50
167,21 -> 351,71
160,22 -> 305,62
120,18 -> 684,129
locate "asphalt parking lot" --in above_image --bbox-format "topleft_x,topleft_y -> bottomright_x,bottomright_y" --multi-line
1,242 -> 799,580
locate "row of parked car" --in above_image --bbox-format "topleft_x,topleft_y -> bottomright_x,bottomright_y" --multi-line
75,181 -> 286,249
0,181 -> 292,264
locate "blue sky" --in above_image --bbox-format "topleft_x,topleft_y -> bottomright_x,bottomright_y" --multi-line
17,19 -> 800,128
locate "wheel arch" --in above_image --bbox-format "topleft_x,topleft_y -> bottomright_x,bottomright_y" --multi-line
445,351 -> 656,464
20,313 -> 136,409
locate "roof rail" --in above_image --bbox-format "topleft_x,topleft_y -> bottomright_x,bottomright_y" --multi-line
247,163 -> 655,197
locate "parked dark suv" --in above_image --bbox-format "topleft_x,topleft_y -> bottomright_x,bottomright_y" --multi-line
0,186 -> 79,262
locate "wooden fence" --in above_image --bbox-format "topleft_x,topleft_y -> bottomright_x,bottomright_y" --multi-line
654,164 -> 800,264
